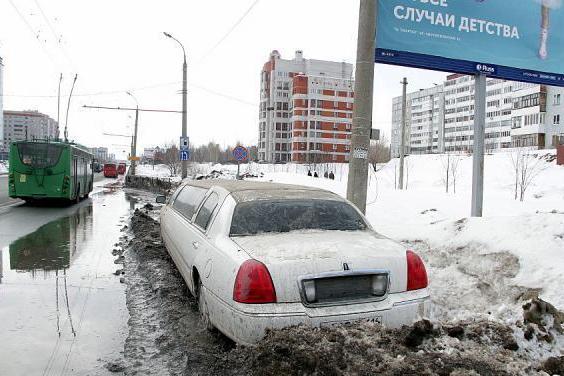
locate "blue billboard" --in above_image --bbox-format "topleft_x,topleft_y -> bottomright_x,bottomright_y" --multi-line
376,0 -> 564,86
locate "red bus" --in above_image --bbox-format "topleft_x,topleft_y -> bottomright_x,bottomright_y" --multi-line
117,163 -> 126,175
103,163 -> 118,178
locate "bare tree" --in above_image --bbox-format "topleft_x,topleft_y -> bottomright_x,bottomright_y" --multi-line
450,155 -> 462,194
368,135 -> 391,172
163,143 -> 181,177
441,153 -> 451,193
509,148 -> 546,202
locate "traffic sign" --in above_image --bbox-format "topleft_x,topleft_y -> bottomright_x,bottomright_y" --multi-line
180,137 -> 189,151
179,150 -> 189,161
233,146 -> 248,162
128,156 -> 141,161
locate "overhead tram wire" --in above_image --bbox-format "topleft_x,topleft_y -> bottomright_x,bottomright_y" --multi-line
3,82 -> 258,108
32,0 -> 76,70
196,0 -> 262,64
7,0 -> 60,69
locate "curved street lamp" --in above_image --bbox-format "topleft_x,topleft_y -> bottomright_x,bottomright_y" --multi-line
163,32 -> 188,179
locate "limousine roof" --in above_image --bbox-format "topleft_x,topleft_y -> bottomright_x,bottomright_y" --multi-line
182,179 -> 343,203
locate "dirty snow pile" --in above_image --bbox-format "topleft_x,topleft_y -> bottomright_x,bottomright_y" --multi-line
231,318 -> 563,376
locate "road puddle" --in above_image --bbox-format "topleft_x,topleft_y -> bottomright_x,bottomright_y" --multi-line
0,191 -> 130,375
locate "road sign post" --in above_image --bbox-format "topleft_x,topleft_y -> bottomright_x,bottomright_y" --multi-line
233,146 -> 249,180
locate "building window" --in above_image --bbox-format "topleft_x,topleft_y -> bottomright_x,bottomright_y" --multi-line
555,94 -> 561,106
554,114 -> 560,125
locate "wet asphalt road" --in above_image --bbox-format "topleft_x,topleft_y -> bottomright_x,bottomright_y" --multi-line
0,175 -> 15,207
0,178 -> 132,375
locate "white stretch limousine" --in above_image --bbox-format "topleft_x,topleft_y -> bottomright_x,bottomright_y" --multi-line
157,180 -> 430,345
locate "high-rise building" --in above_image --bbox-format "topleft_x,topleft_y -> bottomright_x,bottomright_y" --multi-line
2,110 -> 59,151
258,50 -> 355,163
89,147 -> 109,162
391,85 -> 445,158
391,75 -> 564,157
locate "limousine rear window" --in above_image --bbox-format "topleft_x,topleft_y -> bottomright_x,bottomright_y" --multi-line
230,199 -> 367,236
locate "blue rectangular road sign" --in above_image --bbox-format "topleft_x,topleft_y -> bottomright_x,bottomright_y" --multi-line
376,0 -> 564,86
179,150 -> 189,161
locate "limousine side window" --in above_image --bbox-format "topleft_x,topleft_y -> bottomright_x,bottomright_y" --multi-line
194,193 -> 219,230
173,186 -> 208,221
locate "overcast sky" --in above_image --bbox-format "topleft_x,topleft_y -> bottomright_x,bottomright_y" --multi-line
1,0 -> 446,159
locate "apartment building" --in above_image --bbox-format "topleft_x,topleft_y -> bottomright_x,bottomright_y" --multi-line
391,85 -> 445,157
2,110 -> 59,151
258,50 -> 354,163
391,74 -> 564,156
90,147 -> 109,162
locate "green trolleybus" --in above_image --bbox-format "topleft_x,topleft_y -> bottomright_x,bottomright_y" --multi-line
8,140 -> 94,203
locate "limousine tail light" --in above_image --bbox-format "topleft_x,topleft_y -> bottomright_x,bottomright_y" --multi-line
233,260 -> 277,304
406,250 -> 428,291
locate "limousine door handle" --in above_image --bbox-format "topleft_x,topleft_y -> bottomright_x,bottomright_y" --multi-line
192,241 -> 200,249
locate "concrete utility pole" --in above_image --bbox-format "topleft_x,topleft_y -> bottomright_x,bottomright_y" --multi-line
398,77 -> 408,190
346,0 -> 377,214
471,73 -> 486,217
164,32 -> 188,179
127,92 -> 140,176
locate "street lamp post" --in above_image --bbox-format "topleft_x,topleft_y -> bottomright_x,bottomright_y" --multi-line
163,32 -> 188,179
126,91 -> 139,176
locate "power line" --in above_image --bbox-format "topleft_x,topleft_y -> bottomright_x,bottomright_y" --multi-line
3,81 -> 258,107
83,105 -> 182,114
1,81 -> 180,98
191,84 -> 257,107
7,0 -> 60,68
197,0 -> 261,63
31,0 -> 76,70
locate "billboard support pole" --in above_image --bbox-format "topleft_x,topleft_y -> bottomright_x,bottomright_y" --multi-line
398,77 -> 408,190
346,0 -> 377,214
471,73 -> 486,217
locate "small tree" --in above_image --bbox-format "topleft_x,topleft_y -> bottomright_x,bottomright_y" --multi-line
509,148 -> 545,202
450,155 -> 462,194
163,144 -> 181,177
441,154 -> 451,193
368,134 -> 391,172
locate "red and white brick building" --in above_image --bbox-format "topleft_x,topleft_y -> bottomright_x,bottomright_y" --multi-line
258,50 -> 354,163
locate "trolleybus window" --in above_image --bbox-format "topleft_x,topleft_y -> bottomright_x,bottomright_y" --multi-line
17,143 -> 63,169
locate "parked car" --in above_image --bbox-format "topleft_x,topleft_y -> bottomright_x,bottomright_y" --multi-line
157,180 -> 430,345
117,163 -> 126,175
103,163 -> 118,178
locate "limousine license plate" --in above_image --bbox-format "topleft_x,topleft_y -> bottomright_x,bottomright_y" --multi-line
320,316 -> 382,328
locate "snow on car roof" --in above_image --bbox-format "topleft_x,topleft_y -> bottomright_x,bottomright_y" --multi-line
184,179 -> 343,203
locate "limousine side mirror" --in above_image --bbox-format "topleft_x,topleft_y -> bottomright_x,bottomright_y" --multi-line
155,195 -> 167,204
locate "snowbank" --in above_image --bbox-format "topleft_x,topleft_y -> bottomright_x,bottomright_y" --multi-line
0,162 -> 7,174
135,164 -> 181,182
